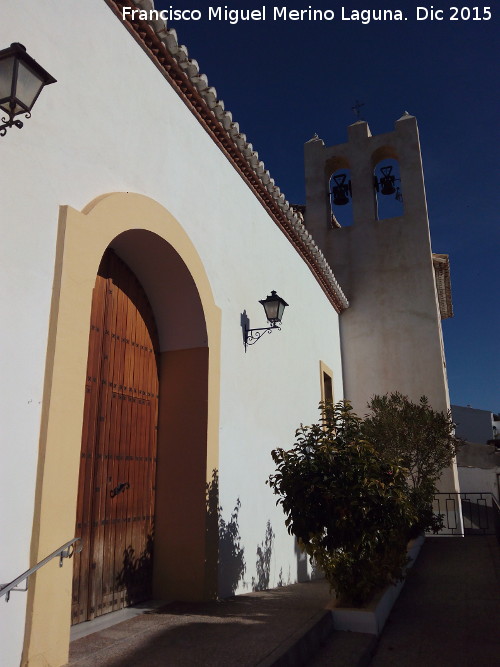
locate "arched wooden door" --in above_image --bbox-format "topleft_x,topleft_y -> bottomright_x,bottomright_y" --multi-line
72,250 -> 159,624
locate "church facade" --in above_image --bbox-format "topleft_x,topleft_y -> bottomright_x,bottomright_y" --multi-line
0,2 -> 458,665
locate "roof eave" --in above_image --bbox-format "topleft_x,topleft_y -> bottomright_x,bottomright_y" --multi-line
105,0 -> 349,312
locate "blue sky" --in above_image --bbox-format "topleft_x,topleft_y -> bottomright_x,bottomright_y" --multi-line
153,1 -> 499,411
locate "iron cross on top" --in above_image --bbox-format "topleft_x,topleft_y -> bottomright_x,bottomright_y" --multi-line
352,100 -> 365,120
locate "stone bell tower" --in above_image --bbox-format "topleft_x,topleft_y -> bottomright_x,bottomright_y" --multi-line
305,114 -> 460,495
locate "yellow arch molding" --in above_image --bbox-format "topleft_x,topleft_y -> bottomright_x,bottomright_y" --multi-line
23,193 -> 221,667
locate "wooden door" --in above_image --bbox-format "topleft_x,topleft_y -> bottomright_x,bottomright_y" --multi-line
72,250 -> 159,624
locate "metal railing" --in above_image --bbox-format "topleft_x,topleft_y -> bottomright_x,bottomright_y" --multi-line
493,495 -> 500,544
0,537 -> 82,602
433,492 -> 500,540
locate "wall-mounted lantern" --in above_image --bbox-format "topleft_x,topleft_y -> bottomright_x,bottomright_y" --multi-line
0,43 -> 56,137
245,291 -> 289,348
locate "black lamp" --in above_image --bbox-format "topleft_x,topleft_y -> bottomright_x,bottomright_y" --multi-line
245,291 -> 289,348
0,43 -> 56,137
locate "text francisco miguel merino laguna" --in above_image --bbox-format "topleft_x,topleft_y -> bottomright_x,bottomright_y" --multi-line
122,5 -> 476,25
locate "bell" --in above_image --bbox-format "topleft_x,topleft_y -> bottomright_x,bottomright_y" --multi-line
380,176 -> 396,196
378,166 -> 397,196
332,186 -> 349,206
331,174 -> 351,206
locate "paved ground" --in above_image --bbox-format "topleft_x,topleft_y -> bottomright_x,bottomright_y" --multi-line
369,536 -> 500,667
68,536 -> 500,666
69,579 -> 336,666
310,536 -> 500,667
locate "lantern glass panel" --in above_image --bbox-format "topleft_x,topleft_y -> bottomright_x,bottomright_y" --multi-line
0,56 -> 15,113
15,60 -> 44,111
264,299 -> 280,322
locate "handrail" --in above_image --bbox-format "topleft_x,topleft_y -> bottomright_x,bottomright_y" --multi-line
1,537 -> 82,602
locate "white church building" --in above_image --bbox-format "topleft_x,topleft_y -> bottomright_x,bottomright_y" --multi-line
0,2 -> 460,665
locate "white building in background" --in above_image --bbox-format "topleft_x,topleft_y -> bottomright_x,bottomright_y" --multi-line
0,2 -> 460,665
451,405 -> 499,502
494,415 -> 500,440
456,443 -> 500,499
451,404 -> 497,444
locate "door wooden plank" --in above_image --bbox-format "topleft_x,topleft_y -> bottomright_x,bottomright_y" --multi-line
103,256 -> 121,614
72,273 -> 107,624
100,265 -> 120,615
113,256 -> 129,611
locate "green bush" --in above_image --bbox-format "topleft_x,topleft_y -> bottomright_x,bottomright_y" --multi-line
268,401 -> 417,605
363,393 -> 462,536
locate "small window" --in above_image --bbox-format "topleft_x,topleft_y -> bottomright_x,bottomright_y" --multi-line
319,361 -> 334,405
323,372 -> 333,404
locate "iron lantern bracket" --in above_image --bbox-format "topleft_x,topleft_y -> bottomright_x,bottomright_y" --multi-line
0,113 -> 27,137
244,323 -> 281,348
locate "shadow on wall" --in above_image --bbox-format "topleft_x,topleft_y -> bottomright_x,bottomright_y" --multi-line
240,310 -> 250,347
116,532 -> 154,606
252,521 -> 275,591
206,470 -> 246,598
276,564 -> 292,588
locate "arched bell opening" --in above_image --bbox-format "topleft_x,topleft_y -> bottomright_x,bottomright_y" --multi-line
329,168 -> 354,227
373,157 -> 404,221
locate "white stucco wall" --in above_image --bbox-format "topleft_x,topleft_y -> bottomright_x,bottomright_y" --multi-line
304,116 -> 461,504
456,443 -> 500,499
305,119 -> 450,416
0,2 -> 343,663
457,467 -> 499,499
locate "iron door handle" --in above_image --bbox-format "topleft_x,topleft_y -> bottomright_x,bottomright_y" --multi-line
110,482 -> 130,498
